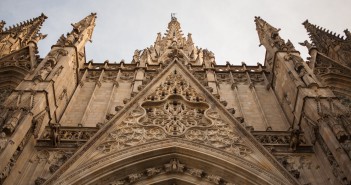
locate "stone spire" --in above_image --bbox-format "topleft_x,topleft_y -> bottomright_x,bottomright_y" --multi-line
138,15 -> 201,65
0,13 -> 47,57
56,13 -> 97,48
303,20 -> 351,66
302,20 -> 346,54
166,16 -> 184,40
254,16 -> 296,70
254,16 -> 295,52
153,15 -> 187,51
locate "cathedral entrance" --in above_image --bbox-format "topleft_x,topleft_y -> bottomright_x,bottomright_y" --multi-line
47,64 -> 297,185
57,140 -> 285,185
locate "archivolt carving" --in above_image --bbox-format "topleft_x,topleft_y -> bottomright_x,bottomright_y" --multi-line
106,158 -> 237,185
97,70 -> 252,157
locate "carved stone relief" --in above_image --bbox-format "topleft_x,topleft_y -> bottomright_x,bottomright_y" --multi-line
0,129 -> 31,183
0,132 -> 7,152
85,71 -> 101,82
316,133 -> 350,184
119,71 -> 134,82
249,73 -> 265,85
102,71 -> 118,82
46,48 -> 68,65
104,158 -> 237,185
0,86 -> 13,105
146,71 -> 205,102
142,72 -> 157,85
232,73 -> 248,84
276,155 -> 312,179
216,73 -> 231,84
37,126 -> 98,148
30,150 -> 74,185
193,72 -> 207,86
97,70 -> 252,158
36,61 -> 54,81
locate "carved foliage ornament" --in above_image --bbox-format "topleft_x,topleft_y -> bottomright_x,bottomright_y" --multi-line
107,158 -> 236,185
97,70 -> 252,157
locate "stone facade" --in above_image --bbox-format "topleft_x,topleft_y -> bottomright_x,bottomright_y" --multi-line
0,13 -> 350,185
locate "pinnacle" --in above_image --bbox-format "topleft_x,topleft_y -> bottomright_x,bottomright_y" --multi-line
56,13 -> 97,46
70,13 -> 97,34
165,15 -> 183,39
303,19 -> 345,41
254,16 -> 279,32
2,13 -> 47,33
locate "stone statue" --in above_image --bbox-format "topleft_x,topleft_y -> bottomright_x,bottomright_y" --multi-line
298,68 -> 317,87
38,62 -> 53,80
51,124 -> 61,147
299,40 -> 314,50
32,33 -> 47,43
0,21 -> 5,33
326,38 -> 341,61
0,132 -> 7,152
164,159 -> 184,172
3,110 -> 22,134
289,129 -> 301,151
133,49 -> 140,59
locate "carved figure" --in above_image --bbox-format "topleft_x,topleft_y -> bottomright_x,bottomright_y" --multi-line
289,129 -> 301,151
0,132 -> 7,151
299,40 -> 314,50
38,62 -> 53,80
164,159 -> 185,172
51,124 -> 60,147
298,68 -> 317,87
3,110 -> 22,134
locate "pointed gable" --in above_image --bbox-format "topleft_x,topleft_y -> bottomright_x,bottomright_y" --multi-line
45,60 -> 299,185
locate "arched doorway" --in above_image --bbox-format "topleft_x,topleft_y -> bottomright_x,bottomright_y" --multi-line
54,139 -> 291,185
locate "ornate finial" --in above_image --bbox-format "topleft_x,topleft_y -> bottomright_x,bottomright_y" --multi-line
171,13 -> 176,20
40,13 -> 48,20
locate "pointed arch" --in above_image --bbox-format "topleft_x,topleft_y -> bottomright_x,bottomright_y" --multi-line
53,139 -> 291,185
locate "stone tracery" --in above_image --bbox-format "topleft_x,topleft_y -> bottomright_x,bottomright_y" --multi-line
97,70 -> 252,157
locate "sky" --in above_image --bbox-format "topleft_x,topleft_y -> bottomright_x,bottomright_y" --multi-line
0,0 -> 350,65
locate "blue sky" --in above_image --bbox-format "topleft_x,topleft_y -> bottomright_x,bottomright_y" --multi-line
1,0 -> 350,65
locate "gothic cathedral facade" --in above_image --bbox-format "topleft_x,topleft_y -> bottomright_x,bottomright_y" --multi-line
0,13 -> 351,185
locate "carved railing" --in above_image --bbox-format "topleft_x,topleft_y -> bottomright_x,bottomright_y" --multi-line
252,131 -> 313,153
36,126 -> 98,148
